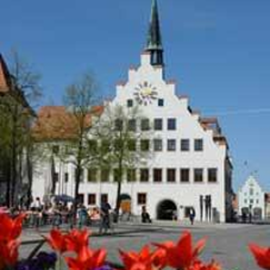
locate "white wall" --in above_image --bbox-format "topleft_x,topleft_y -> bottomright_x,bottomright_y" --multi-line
32,53 -> 231,222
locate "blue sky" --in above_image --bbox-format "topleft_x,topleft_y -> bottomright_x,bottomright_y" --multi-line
1,0 -> 270,191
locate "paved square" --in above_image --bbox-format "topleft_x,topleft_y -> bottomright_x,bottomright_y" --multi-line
20,222 -> 270,270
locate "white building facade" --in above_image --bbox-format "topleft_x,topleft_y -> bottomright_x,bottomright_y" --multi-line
238,175 -> 265,220
32,0 -> 233,222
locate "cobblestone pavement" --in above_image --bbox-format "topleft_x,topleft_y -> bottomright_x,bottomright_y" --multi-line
20,221 -> 270,270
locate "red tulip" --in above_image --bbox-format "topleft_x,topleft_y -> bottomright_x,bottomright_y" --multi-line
120,245 -> 167,270
151,248 -> 167,269
0,213 -> 25,241
0,240 -> 19,269
187,260 -> 221,270
249,243 -> 270,270
65,229 -> 90,253
154,231 -> 206,270
65,246 -> 106,270
45,229 -> 67,253
0,213 -> 25,270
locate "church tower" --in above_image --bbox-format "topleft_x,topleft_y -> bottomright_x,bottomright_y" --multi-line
145,0 -> 164,66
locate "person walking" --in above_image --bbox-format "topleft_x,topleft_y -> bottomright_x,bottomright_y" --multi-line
99,201 -> 111,234
78,204 -> 88,228
189,207 -> 196,225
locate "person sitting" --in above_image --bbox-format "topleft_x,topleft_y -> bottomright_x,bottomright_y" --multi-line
141,205 -> 151,223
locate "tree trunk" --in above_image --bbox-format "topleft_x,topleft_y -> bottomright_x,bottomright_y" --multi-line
50,154 -> 56,195
114,159 -> 123,223
10,107 -> 18,207
26,148 -> 33,209
73,164 -> 82,226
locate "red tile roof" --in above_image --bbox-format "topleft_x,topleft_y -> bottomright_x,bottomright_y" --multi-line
0,54 -> 10,93
33,105 -> 104,141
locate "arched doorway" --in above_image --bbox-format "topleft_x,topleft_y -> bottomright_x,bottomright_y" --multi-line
157,199 -> 177,220
119,194 -> 132,216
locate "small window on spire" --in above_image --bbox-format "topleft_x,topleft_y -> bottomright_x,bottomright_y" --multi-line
127,99 -> 133,107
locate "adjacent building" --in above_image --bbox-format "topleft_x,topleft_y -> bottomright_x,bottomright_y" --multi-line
31,0 -> 233,222
0,54 -> 34,206
238,175 -> 265,220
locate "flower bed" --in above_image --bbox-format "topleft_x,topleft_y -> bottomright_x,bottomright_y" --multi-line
0,213 -> 269,270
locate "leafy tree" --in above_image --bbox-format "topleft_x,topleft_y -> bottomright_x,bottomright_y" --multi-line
95,104 -> 152,222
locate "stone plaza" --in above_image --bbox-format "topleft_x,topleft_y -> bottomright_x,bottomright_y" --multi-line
20,221 -> 270,270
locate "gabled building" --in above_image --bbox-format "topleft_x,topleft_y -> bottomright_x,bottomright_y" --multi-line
32,0 -> 233,222
0,53 -> 35,206
238,175 -> 265,220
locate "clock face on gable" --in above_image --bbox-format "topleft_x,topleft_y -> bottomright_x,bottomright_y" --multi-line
134,81 -> 158,105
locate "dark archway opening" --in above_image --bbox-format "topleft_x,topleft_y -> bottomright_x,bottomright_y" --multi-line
157,199 -> 177,220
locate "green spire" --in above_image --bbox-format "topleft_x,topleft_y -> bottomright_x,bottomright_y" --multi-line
145,0 -> 164,66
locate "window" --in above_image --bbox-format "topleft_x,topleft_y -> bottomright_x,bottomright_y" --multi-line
141,119 -> 150,131
114,169 -> 121,182
64,173 -> 69,183
52,145 -> 59,154
140,169 -> 149,182
101,169 -> 110,182
244,199 -> 247,204
250,188 -> 254,196
78,194 -> 84,204
128,119 -> 136,132
181,139 -> 190,151
167,139 -> 176,151
153,169 -> 162,182
128,139 -> 136,151
167,118 -> 176,130
153,139 -> 163,151
194,169 -> 203,183
180,169 -> 189,182
88,194 -> 96,205
154,119 -> 163,131
208,168 -> 217,183
88,169 -> 97,182
194,139 -> 203,151
53,172 -> 59,183
127,169 -> 136,182
140,140 -> 150,151
115,119 -> 123,131
101,194 -> 108,204
167,169 -> 176,182
158,99 -> 164,107
256,199 -> 259,204
137,193 -> 147,205
250,199 -> 254,205
127,99 -> 133,107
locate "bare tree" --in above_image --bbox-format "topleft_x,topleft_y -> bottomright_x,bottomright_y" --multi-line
0,51 -> 41,206
63,72 -> 100,214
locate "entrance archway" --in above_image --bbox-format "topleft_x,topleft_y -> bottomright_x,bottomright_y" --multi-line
157,199 -> 177,220
119,193 -> 131,214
